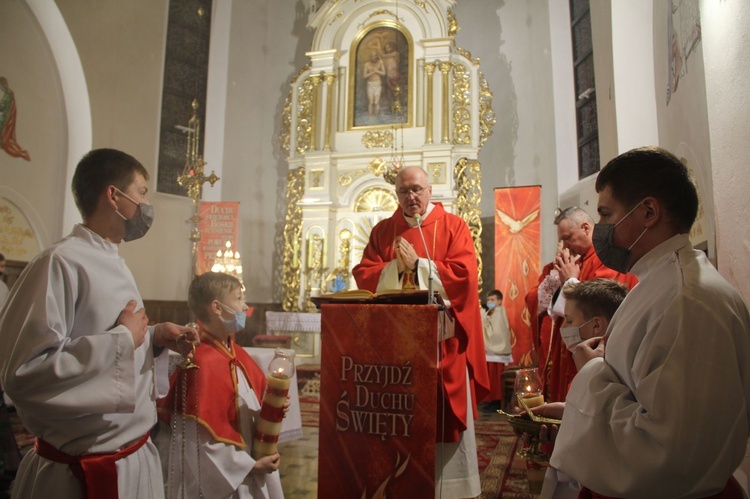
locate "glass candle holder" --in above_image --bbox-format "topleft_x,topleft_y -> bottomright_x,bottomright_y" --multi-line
514,367 -> 544,409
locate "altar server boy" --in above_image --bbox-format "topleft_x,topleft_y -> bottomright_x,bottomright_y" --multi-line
0,148 -> 198,498
158,272 -> 285,499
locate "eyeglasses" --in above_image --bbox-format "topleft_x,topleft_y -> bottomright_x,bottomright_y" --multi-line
396,185 -> 429,197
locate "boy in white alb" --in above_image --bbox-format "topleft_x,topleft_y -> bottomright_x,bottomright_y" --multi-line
0,148 -> 199,498
550,147 -> 750,498
158,272 -> 285,498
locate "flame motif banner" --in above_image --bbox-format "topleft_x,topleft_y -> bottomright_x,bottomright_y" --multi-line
494,186 -> 541,366
197,201 -> 239,275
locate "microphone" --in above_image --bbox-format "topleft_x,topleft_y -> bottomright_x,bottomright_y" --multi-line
413,214 -> 435,305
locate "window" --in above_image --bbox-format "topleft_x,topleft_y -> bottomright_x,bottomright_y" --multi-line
156,1 -> 212,196
569,0 -> 599,178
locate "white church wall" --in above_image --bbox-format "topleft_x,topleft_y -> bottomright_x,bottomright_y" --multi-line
0,0 -> 68,254
652,1 -> 715,261
561,0 -> 661,224
221,1 -> 315,303
53,0 -> 196,301
701,0 -> 750,302
454,0 -> 560,264
549,0 -> 579,202
610,0 -> 659,152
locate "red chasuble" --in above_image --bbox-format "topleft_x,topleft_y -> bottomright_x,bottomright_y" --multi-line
157,331 -> 267,447
542,246 -> 639,402
352,203 -> 490,442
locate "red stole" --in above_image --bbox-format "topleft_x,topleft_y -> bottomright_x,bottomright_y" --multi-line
353,203 -> 490,442
157,331 -> 267,447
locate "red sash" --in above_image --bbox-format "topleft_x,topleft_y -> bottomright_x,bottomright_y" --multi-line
579,476 -> 744,499
34,432 -> 150,499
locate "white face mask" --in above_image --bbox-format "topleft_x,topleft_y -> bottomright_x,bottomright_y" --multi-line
560,318 -> 593,351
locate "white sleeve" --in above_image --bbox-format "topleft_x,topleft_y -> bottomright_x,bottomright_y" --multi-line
548,277 -> 579,318
414,258 -> 450,306
153,333 -> 171,399
551,296 -> 748,497
375,260 -> 402,291
0,254 -> 137,416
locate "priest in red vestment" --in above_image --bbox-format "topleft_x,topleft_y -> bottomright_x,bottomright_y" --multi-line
353,166 -> 490,498
543,207 -> 638,402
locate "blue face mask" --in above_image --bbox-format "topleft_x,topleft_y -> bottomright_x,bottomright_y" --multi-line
219,303 -> 246,333
486,302 -> 497,310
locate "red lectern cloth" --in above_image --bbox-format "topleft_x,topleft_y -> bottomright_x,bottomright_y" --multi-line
318,304 -> 439,498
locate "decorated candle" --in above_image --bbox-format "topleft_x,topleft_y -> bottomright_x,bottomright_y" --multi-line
252,348 -> 296,459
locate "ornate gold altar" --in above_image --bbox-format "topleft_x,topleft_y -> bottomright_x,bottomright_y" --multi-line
281,0 -> 495,311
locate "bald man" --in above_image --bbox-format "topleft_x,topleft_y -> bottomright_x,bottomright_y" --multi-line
353,166 -> 489,499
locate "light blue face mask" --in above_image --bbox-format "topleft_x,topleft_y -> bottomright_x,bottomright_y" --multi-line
219,303 -> 246,333
486,302 -> 497,310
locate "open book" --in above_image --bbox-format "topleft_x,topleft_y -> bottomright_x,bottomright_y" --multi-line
311,289 -> 443,307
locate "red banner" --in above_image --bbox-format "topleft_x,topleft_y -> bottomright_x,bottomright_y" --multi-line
494,186 -> 541,366
196,201 -> 239,275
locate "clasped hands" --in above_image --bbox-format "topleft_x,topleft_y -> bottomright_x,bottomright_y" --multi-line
117,299 -> 200,358
553,247 -> 581,282
393,236 -> 419,274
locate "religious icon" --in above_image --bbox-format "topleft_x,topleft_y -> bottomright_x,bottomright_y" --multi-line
0,77 -> 31,161
350,24 -> 410,129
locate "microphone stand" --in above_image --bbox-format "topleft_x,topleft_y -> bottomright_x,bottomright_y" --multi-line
414,214 -> 434,305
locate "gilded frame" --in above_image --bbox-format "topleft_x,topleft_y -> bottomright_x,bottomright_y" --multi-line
348,21 -> 413,130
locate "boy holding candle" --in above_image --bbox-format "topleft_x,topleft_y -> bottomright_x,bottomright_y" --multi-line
524,278 -> 628,499
158,272 -> 285,498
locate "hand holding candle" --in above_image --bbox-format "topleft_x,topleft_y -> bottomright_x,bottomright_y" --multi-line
252,348 -> 296,459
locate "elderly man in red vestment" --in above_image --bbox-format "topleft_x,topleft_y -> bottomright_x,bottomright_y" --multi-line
352,166 -> 490,499
542,207 -> 638,402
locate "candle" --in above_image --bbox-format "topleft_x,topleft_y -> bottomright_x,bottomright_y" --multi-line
252,373 -> 292,459
519,393 -> 545,409
251,348 -> 295,459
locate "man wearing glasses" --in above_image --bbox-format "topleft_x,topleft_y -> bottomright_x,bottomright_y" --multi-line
353,166 -> 490,499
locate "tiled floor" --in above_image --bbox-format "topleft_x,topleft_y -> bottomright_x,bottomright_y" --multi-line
278,426 -> 319,498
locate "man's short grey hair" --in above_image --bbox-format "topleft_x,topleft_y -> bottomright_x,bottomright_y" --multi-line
554,206 -> 593,227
